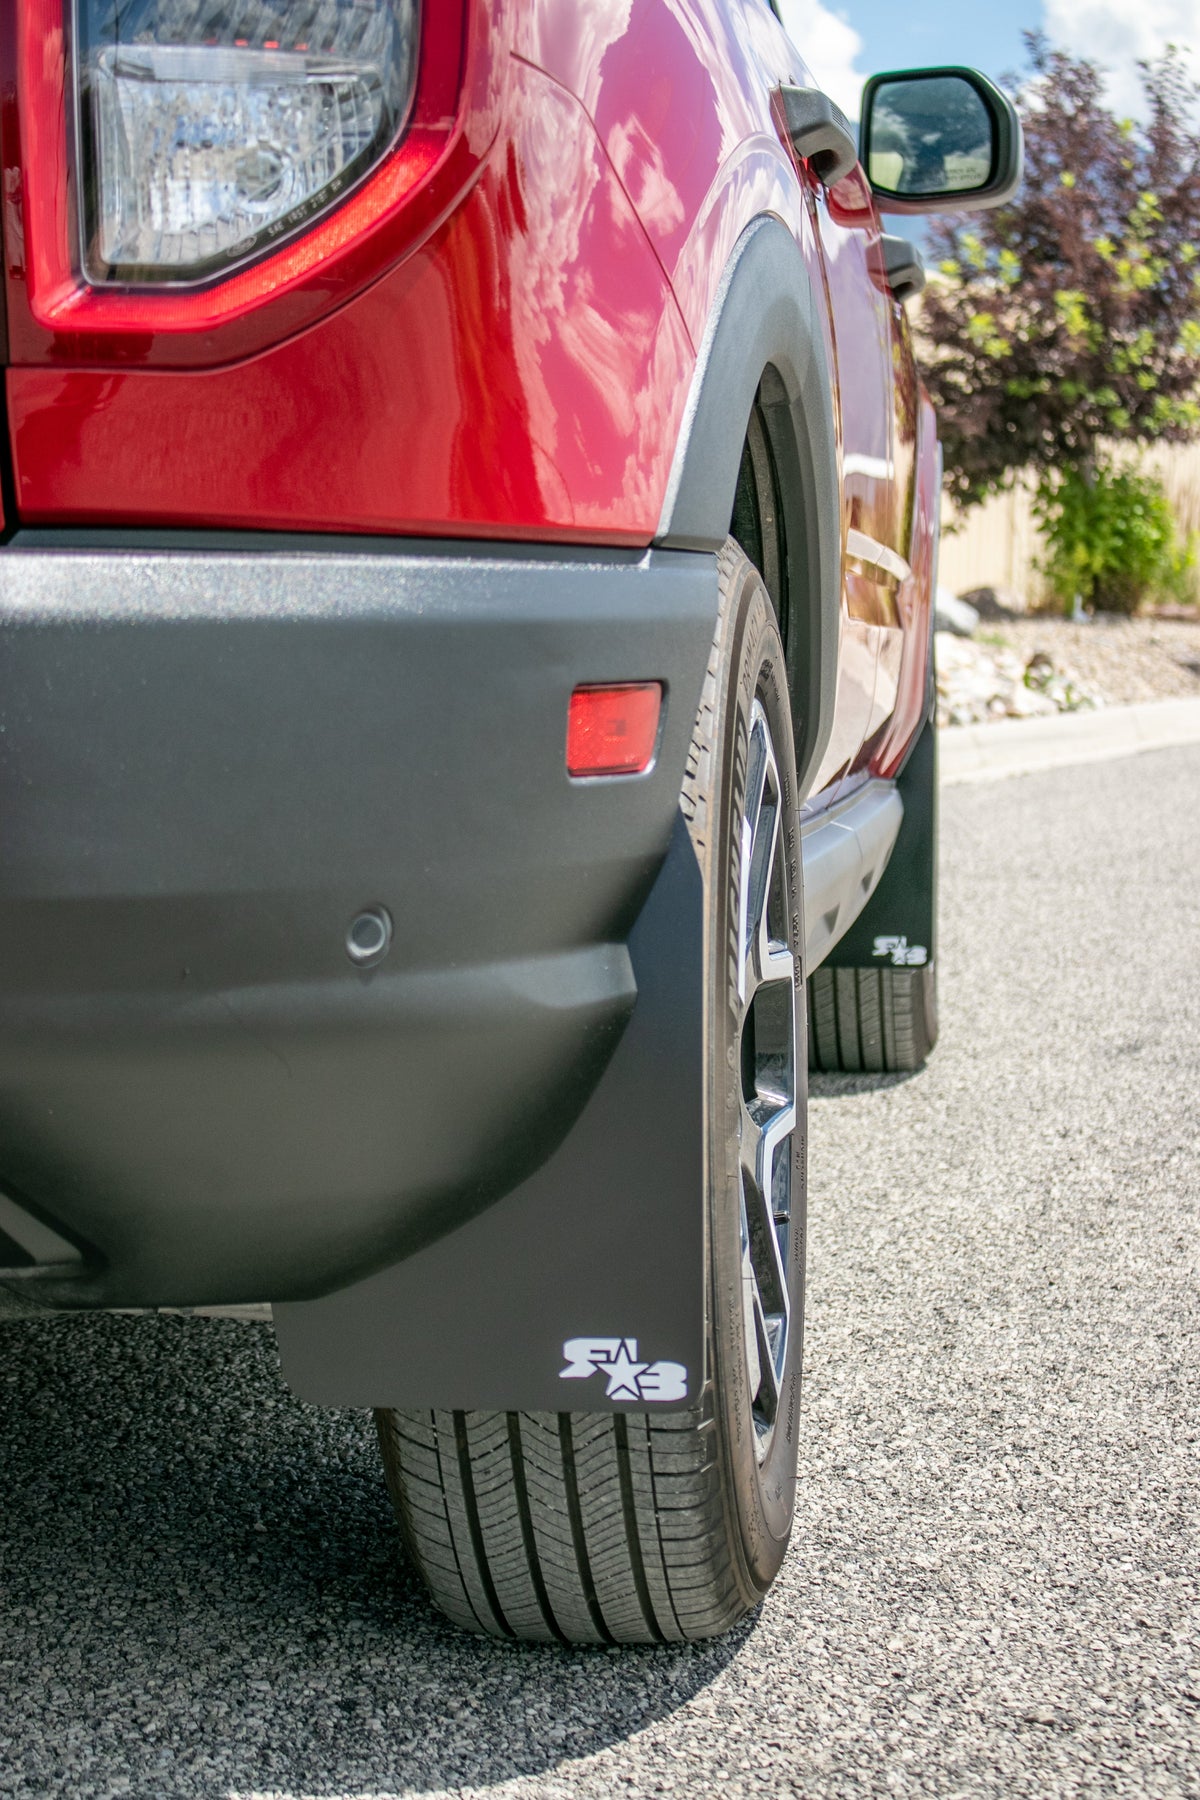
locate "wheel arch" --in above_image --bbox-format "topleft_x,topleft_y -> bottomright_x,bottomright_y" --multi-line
654,217 -> 841,799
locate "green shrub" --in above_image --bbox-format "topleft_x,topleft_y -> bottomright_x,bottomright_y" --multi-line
1034,464 -> 1197,615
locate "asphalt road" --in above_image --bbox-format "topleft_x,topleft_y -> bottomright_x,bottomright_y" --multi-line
2,744 -> 1198,1800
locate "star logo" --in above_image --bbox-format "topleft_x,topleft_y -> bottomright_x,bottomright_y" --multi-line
603,1340 -> 649,1400
873,934 -> 927,967
558,1336 -> 689,1403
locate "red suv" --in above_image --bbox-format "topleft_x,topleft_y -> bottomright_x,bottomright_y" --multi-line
0,1 -> 1019,1643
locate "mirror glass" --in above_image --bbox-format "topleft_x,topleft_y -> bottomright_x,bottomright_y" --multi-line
867,76 -> 994,197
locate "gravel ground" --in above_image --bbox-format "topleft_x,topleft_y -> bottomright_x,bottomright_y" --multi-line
2,747 -> 1199,1800
936,614 -> 1200,728
999,615 -> 1200,706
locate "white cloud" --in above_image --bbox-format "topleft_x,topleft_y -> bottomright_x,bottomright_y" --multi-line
1043,0 -> 1200,115
774,0 -> 867,118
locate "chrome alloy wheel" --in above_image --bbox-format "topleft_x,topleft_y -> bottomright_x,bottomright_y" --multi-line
735,697 -> 798,1459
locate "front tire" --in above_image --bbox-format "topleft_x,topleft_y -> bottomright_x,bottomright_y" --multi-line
807,711 -> 939,1075
375,543 -> 806,1642
808,962 -> 937,1073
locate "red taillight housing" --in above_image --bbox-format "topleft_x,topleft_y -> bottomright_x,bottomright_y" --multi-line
5,0 -> 476,366
567,684 -> 663,779
74,0 -> 422,291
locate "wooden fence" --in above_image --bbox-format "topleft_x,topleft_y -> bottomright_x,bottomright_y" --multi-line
936,442 -> 1200,605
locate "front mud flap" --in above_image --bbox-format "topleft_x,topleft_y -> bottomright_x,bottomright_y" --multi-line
822,714 -> 937,968
274,811 -> 707,1412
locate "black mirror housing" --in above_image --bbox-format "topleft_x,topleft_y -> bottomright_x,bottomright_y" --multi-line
860,67 -> 1023,215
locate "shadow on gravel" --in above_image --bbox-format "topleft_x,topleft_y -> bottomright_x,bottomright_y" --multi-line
0,1315 -> 745,1799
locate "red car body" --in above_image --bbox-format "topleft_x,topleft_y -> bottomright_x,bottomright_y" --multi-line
2,0 -> 936,796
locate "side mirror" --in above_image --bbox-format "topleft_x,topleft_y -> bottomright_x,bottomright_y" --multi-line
859,67 -> 1022,215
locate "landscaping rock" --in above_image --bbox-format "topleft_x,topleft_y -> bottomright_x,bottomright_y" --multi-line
935,631 -> 1103,728
958,585 -> 1030,619
935,587 -> 980,637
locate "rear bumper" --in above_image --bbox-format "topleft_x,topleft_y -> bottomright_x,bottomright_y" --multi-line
0,534 -> 717,1308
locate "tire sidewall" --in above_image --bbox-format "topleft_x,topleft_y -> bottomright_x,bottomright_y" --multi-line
706,551 -> 807,1592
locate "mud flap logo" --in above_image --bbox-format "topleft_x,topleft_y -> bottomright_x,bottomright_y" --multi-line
559,1338 -> 688,1402
873,935 -> 928,967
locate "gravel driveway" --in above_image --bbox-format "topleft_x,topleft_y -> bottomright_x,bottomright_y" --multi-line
2,746 -> 1198,1800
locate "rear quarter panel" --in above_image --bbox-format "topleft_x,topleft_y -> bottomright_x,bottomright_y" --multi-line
5,3 -> 695,542
519,0 -> 925,794
4,0 -> 934,779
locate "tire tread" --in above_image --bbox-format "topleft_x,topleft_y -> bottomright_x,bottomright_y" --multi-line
807,963 -> 937,1073
377,1402 -> 750,1643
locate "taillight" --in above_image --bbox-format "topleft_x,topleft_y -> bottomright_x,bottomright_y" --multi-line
8,1 -> 474,366
75,0 -> 419,287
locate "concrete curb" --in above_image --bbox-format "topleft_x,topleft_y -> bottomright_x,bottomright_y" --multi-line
939,696 -> 1200,785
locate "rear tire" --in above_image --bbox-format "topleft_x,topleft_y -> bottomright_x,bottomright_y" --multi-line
375,542 -> 807,1643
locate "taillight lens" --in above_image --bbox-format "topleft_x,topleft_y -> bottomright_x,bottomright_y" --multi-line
74,0 -> 419,286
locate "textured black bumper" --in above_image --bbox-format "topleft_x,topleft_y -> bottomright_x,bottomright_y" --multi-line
0,534 -> 717,1308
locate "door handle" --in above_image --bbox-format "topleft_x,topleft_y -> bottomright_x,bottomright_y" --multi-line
880,234 -> 926,303
780,86 -> 859,187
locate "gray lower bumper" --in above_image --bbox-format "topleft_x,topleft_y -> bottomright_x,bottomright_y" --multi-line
0,535 -> 718,1311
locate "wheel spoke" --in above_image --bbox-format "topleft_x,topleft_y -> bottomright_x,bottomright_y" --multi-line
741,1098 -> 793,1321
734,697 -> 800,1462
756,935 -> 794,994
738,709 -> 780,1008
751,1287 -> 781,1426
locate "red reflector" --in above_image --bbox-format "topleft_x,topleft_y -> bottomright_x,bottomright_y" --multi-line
567,683 -> 663,777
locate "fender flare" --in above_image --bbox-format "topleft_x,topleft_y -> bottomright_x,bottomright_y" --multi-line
655,216 -> 841,798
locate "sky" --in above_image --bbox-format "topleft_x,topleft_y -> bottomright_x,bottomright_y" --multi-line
775,0 -> 1200,118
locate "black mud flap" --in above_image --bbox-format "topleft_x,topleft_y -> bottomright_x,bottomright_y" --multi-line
823,714 -> 938,971
274,810 -> 707,1413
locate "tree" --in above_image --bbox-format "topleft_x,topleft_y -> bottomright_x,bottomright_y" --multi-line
921,37 -> 1200,514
